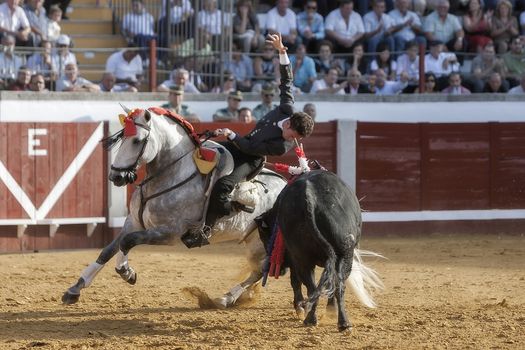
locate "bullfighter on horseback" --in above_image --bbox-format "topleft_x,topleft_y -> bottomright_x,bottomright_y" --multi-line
182,33 -> 315,248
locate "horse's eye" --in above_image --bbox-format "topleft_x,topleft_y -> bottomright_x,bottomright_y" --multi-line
132,138 -> 141,145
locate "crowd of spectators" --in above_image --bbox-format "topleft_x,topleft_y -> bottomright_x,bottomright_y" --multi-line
152,0 -> 525,95
1,0 -> 525,97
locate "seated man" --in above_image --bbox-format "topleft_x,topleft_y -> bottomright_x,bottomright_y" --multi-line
252,83 -> 278,121
105,44 -> 143,89
121,0 -> 156,56
99,72 -> 138,92
182,33 -> 315,248
7,65 -> 31,91
161,84 -> 200,122
213,90 -> 243,122
56,63 -> 100,92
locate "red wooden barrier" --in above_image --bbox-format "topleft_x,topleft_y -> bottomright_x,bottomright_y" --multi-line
0,123 -> 107,252
356,122 -> 525,212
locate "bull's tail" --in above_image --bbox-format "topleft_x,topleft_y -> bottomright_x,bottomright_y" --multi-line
347,249 -> 384,308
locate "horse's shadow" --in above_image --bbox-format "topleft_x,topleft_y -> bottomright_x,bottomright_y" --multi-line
0,306 -> 211,340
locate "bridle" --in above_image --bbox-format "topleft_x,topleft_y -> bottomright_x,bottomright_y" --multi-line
109,121 -> 151,184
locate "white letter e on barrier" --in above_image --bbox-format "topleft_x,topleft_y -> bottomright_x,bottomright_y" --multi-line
28,128 -> 48,156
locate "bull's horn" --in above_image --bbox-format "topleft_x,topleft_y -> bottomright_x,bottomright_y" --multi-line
119,102 -> 131,114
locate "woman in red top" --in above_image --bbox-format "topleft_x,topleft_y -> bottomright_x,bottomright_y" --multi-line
463,0 -> 493,53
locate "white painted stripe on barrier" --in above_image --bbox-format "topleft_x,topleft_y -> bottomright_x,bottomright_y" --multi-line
109,216 -> 127,228
362,209 -> 525,222
0,161 -> 36,219
36,123 -> 104,220
0,217 -> 106,225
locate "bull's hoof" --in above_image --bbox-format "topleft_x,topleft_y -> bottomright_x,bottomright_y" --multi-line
303,317 -> 318,327
338,322 -> 352,332
62,291 -> 80,305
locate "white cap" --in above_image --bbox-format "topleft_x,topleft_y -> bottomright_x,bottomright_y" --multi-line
57,34 -> 70,46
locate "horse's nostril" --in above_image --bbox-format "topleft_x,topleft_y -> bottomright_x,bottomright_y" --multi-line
110,173 -> 123,182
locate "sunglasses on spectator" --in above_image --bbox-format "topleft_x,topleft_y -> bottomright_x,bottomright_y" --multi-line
264,94 -> 274,97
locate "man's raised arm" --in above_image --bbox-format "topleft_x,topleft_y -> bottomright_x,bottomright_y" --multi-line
266,33 -> 294,114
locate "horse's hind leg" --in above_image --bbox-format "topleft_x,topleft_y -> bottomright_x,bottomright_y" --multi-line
214,270 -> 263,309
115,228 -> 174,284
62,235 -> 123,304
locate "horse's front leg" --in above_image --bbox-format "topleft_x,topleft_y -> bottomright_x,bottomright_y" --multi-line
62,220 -> 137,305
115,227 -> 175,284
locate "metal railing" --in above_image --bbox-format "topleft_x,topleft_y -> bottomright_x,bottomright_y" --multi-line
110,0 -> 234,89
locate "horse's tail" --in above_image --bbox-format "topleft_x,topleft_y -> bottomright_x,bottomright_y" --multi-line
347,249 -> 385,308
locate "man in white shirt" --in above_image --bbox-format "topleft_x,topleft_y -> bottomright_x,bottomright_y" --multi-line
396,40 -> 419,91
363,0 -> 395,54
508,74 -> 525,94
197,0 -> 230,50
424,40 -> 460,89
373,68 -> 408,95
325,0 -> 365,53
388,0 -> 425,52
310,68 -> 347,94
266,0 -> 298,51
99,72 -> 138,92
0,0 -> 31,46
56,63 -> 100,92
0,34 -> 22,85
51,34 -> 76,78
423,0 -> 465,53
156,68 -> 200,93
105,45 -> 143,89
121,0 -> 156,57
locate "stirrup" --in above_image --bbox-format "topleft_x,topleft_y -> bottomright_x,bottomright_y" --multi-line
181,225 -> 212,249
231,201 -> 255,213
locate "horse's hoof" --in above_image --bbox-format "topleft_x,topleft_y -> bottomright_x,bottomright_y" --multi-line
338,322 -> 352,332
116,266 -> 137,285
294,304 -> 305,320
213,295 -> 233,309
127,271 -> 137,285
62,291 -> 80,305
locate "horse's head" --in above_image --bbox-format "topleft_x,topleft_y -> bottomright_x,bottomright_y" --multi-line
106,106 -> 160,186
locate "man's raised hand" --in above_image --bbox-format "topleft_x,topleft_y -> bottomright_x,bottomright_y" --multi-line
266,33 -> 287,54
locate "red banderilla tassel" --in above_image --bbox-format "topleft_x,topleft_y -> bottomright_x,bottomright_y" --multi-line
274,163 -> 290,173
269,226 -> 285,279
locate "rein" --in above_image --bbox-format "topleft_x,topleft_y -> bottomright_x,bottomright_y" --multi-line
136,148 -> 199,229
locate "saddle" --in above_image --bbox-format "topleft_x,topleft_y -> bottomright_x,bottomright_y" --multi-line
193,140 -> 263,223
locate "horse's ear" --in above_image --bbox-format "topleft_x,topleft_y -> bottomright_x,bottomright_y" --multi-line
144,110 -> 151,122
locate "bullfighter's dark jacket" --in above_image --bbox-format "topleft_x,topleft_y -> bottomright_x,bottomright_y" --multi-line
231,63 -> 295,157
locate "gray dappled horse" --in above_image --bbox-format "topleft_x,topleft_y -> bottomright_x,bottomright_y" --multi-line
62,107 -> 286,308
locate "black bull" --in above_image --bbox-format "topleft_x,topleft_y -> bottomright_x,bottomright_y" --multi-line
257,170 -> 381,331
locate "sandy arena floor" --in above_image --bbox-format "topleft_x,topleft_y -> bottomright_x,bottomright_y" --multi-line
0,233 -> 524,350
